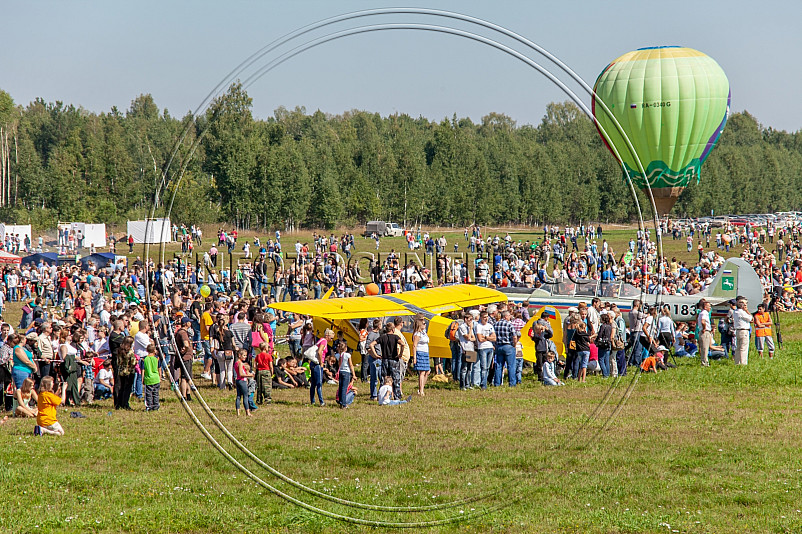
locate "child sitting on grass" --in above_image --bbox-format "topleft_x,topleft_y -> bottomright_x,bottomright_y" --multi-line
14,377 -> 38,417
323,354 -> 338,385
285,356 -> 309,388
273,358 -> 295,390
378,376 -> 411,406
542,351 -> 564,386
35,376 -> 66,436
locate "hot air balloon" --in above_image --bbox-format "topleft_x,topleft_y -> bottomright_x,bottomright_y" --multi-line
592,46 -> 730,216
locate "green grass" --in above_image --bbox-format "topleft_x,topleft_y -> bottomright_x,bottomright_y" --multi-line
1,226 -> 784,533
123,224 -> 736,282
2,312 -> 801,533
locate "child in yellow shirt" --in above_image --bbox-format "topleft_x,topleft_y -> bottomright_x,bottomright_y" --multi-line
35,376 -> 66,436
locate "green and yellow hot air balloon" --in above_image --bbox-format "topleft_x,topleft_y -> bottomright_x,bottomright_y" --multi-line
592,46 -> 730,215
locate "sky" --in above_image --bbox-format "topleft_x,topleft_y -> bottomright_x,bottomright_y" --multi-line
4,0 -> 801,132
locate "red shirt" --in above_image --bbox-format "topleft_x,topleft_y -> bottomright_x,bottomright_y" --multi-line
73,306 -> 86,324
255,351 -> 273,371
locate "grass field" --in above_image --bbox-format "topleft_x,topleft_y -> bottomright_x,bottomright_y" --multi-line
125,224 -> 738,283
2,318 -> 801,533
2,225 -> 795,533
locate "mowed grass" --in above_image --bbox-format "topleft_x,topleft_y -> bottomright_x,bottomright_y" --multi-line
2,316 -> 802,533
128,224 -> 733,280
0,225 -> 787,533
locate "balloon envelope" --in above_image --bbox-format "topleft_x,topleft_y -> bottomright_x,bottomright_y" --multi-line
200,284 -> 211,298
592,46 -> 730,214
365,283 -> 380,296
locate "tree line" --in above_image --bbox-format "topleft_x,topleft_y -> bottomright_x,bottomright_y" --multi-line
0,84 -> 800,232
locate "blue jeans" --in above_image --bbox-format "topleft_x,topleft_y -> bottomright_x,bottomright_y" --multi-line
159,340 -> 171,371
288,339 -> 301,359
616,349 -> 627,376
577,351 -> 590,369
338,371 -> 351,407
721,332 -> 733,357
95,383 -> 112,399
493,344 -> 517,387
200,340 -> 211,363
571,351 -> 582,379
630,336 -> 644,366
450,342 -> 461,383
310,364 -> 324,404
134,369 -> 143,398
235,379 -> 249,410
598,348 -> 611,377
470,356 -> 480,387
368,356 -> 381,399
515,357 -> 523,384
459,350 -> 473,389
12,368 -> 32,388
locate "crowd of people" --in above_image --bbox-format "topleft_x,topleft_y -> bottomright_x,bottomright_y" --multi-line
0,214 -> 797,436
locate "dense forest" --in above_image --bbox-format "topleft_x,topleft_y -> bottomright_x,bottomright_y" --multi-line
0,84 -> 800,231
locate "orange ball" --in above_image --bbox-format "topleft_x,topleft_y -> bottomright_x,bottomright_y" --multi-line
365,283 -> 380,296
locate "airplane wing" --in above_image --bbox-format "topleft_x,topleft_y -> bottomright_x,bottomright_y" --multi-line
271,285 -> 508,320
271,296 -> 414,320
395,285 -> 508,315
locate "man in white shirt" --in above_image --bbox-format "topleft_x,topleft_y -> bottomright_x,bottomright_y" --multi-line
732,299 -> 753,365
162,267 -> 175,291
588,298 -> 602,335
100,301 -> 112,329
696,300 -> 713,367
134,320 -> 152,360
473,311 -> 496,389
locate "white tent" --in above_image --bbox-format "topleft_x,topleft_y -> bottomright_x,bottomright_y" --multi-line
127,218 -> 172,244
72,223 -> 106,248
59,222 -> 107,248
0,224 -> 33,242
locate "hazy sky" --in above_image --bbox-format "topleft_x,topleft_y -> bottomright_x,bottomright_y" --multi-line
4,0 -> 801,131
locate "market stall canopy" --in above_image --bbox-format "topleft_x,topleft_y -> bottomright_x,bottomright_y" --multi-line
21,252 -> 58,267
79,252 -> 116,269
0,251 -> 22,264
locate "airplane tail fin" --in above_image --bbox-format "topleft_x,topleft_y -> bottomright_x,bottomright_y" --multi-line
704,257 -> 763,312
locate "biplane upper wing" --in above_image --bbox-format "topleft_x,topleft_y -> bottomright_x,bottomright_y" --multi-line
395,285 -> 508,315
271,284 -> 508,320
271,295 -> 413,320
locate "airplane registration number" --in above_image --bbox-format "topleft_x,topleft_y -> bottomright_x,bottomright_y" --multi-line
672,304 -> 697,317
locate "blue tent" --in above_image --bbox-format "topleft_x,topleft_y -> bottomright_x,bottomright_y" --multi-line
79,252 -> 116,269
21,252 -> 59,267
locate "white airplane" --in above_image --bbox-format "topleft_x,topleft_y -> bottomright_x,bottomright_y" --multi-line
498,257 -> 763,324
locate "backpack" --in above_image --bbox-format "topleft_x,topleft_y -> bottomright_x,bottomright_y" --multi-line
446,321 -> 459,342
717,317 -> 728,335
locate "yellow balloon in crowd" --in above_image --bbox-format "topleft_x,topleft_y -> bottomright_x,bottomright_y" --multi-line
200,284 -> 211,298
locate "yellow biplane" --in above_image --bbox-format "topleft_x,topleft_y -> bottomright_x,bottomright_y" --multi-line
271,285 -> 508,363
